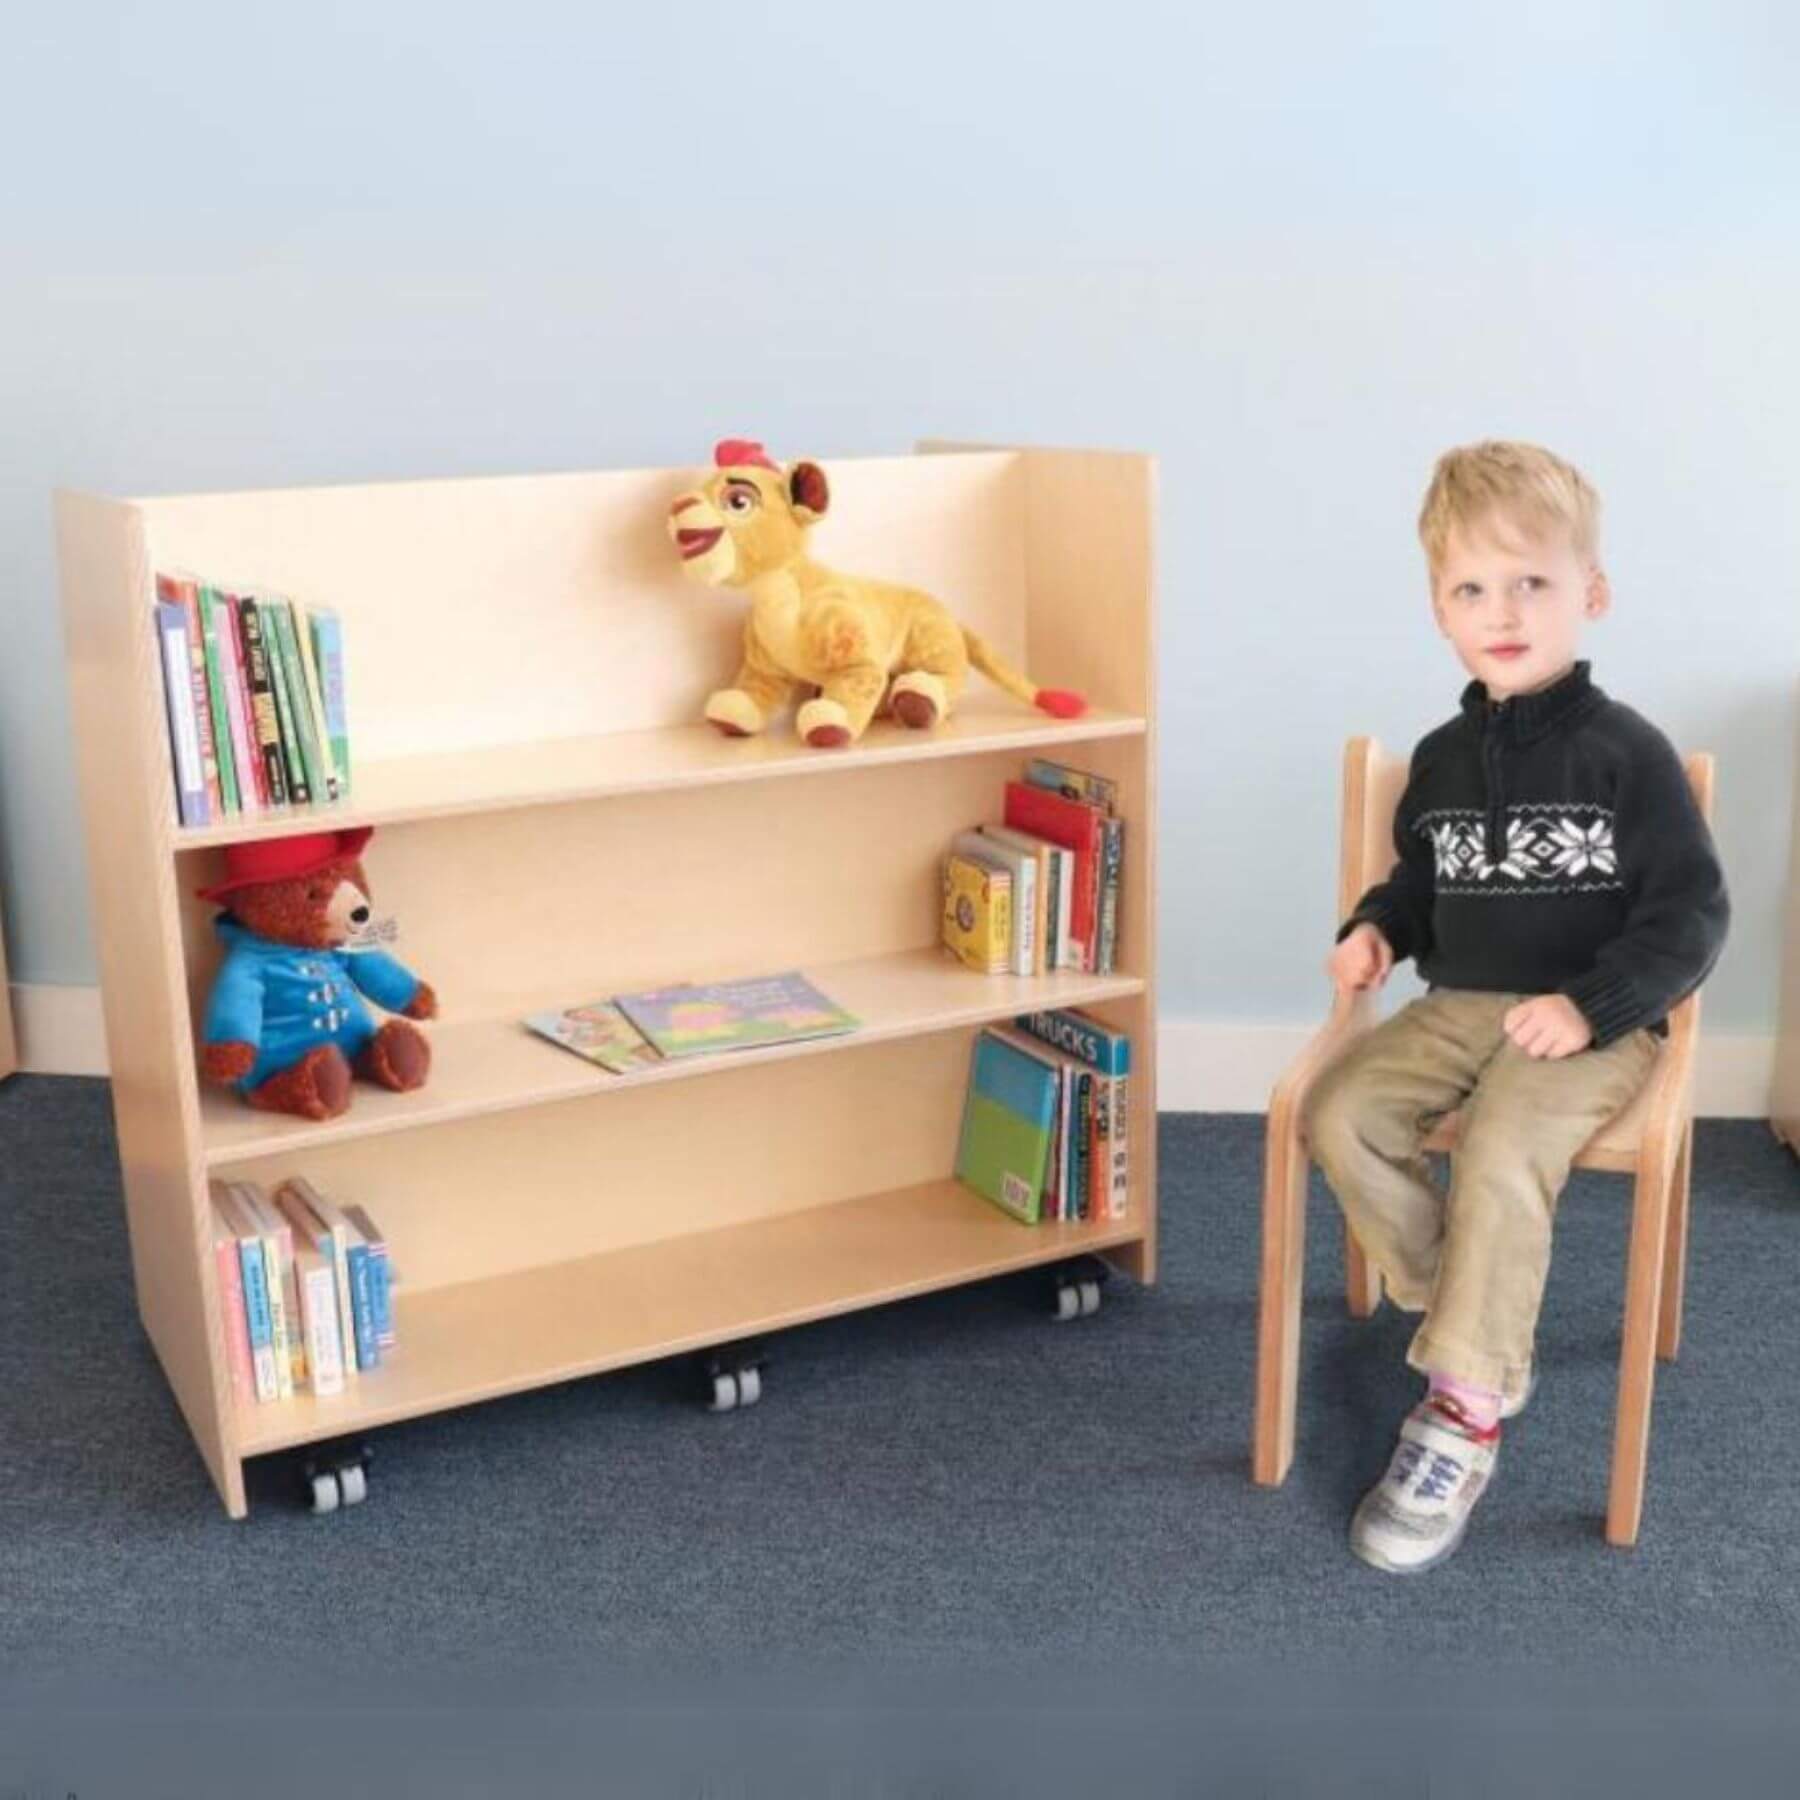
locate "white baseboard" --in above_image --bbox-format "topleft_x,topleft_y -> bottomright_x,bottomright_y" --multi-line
1157,1019 -> 1777,1119
7,983 -> 1778,1119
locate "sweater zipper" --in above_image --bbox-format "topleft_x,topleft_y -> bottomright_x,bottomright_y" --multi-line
1484,702 -> 1508,868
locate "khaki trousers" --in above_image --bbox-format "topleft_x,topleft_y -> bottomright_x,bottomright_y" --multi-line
1303,989 -> 1658,1406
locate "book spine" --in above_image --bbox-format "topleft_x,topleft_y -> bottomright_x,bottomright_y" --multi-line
291,603 -> 341,801
1110,1072 -> 1130,1217
278,1221 -> 307,1390
346,1246 -> 378,1370
274,599 -> 326,802
214,592 -> 262,811
312,608 -> 351,795
155,604 -> 210,827
237,1234 -> 278,1403
260,1228 -> 293,1401
160,576 -> 224,819
298,1254 -> 346,1397
196,588 -> 240,814
260,600 -> 310,804
214,1233 -> 253,1407
370,1242 -> 394,1348
1073,1071 -> 1090,1221
1099,819 -> 1123,975
1089,1074 -> 1107,1221
236,598 -> 289,807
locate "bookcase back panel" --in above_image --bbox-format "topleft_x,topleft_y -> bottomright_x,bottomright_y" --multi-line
220,1026 -> 982,1290
176,749 -> 1066,1024
137,452 -> 1028,761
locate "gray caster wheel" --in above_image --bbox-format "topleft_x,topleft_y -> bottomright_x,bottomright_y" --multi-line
701,1344 -> 767,1412
1050,1260 -> 1107,1322
302,1442 -> 372,1514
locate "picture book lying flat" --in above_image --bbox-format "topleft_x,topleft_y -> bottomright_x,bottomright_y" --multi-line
613,971 -> 860,1059
524,999 -> 666,1074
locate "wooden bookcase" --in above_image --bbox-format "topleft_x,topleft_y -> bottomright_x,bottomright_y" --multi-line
55,443 -> 1159,1518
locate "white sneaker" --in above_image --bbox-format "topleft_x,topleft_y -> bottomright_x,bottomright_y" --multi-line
1351,1395 -> 1501,1575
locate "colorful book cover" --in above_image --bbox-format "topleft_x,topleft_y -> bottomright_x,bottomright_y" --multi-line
310,607 -> 351,796
291,602 -> 341,801
954,1028 -> 1059,1224
613,971 -> 859,1059
1003,781 -> 1104,973
196,587 -> 240,815
524,999 -> 665,1074
1025,758 -> 1118,817
155,602 -> 210,827
942,853 -> 1012,974
342,1203 -> 394,1349
213,1184 -> 277,1401
955,830 -> 1035,977
210,1210 -> 253,1407
258,598 -> 310,804
1011,1008 -> 1131,1077
157,574 -> 222,819
236,596 -> 289,808
272,599 -> 327,803
1073,1068 -> 1093,1221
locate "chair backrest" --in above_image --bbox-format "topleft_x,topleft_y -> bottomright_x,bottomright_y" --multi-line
1341,736 -> 1717,1034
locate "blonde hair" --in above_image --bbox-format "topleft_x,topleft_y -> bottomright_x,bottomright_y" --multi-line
1418,440 -> 1602,573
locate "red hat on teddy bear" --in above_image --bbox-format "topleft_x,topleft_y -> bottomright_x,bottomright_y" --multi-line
197,827 -> 374,903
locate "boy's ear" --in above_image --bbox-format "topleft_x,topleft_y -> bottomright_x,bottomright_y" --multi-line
1585,567 -> 1612,620
789,461 -> 829,523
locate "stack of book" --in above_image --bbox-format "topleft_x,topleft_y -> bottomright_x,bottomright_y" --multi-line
940,758 -> 1123,977
524,969 -> 859,1073
953,1007 -> 1132,1225
209,1177 -> 393,1404
155,572 -> 350,829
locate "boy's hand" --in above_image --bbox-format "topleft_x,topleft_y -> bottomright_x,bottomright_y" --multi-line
1328,922 -> 1393,994
1503,995 -> 1594,1060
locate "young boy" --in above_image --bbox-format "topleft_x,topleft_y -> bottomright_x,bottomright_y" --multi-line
1305,440 -> 1729,1575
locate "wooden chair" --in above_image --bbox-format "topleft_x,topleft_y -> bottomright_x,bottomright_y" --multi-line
1252,736 -> 1713,1547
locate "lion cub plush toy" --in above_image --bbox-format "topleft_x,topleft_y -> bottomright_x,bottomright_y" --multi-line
667,440 -> 1086,748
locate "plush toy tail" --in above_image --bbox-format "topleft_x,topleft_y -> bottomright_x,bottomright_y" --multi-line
962,629 -> 1088,718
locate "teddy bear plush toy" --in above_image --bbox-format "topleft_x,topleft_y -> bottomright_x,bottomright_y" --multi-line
666,439 -> 1086,748
198,826 -> 437,1121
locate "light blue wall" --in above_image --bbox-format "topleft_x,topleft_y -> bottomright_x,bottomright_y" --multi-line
3,4 -> 1794,1031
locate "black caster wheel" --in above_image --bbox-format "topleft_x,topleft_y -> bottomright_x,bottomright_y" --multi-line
700,1341 -> 768,1413
302,1441 -> 372,1514
1050,1257 -> 1108,1323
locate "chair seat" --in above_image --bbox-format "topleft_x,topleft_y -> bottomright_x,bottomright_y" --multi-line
1421,1045 -> 1663,1172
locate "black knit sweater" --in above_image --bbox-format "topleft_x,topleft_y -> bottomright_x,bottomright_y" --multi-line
1339,662 -> 1730,1047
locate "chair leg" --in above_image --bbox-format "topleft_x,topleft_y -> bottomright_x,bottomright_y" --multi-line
1253,1119 -> 1309,1486
1607,1144 -> 1677,1547
1344,1223 -> 1383,1319
1656,1124 -> 1693,1363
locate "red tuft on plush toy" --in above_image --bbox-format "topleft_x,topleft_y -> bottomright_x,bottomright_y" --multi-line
197,827 -> 438,1121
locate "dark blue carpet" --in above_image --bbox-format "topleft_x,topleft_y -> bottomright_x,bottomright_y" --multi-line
3,1073 -> 1797,1687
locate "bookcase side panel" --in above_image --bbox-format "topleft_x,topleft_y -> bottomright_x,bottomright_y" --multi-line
133,451 -> 1029,764
0,891 -> 16,1079
55,492 -> 245,1517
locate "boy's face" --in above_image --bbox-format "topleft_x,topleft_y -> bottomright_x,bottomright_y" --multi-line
1430,512 -> 1610,699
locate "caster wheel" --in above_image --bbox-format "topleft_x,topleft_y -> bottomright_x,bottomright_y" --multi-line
700,1343 -> 768,1412
1050,1259 -> 1108,1322
302,1442 -> 372,1514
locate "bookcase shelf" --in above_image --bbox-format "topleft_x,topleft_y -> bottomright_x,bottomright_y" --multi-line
233,1177 -> 1146,1456
197,949 -> 1146,1167
170,705 -> 1148,849
56,443 -> 1159,1518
